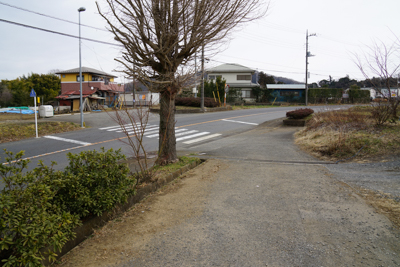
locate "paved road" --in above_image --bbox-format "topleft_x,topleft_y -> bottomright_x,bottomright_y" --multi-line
0,106 -> 346,171
0,105 -> 350,193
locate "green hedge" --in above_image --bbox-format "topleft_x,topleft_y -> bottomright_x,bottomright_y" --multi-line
0,148 -> 135,266
348,89 -> 370,103
308,88 -> 343,98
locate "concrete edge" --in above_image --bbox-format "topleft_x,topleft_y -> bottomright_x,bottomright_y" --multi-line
282,118 -> 306,127
41,158 -> 204,265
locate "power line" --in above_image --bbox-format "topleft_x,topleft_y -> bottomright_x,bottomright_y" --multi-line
0,18 -> 122,47
0,1 -> 108,32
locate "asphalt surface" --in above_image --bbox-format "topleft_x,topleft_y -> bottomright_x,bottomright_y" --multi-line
112,120 -> 400,267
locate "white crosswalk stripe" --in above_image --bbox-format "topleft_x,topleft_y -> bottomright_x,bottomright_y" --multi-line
176,132 -> 210,141
183,133 -> 222,144
99,124 -> 222,143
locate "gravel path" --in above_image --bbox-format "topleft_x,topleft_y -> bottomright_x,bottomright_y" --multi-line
324,160 -> 400,200
122,161 -> 400,267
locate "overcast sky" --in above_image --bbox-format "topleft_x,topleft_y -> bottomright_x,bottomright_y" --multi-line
1,0 -> 399,84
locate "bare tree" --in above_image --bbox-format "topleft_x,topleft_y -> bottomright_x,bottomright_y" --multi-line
354,40 -> 400,120
96,0 -> 267,164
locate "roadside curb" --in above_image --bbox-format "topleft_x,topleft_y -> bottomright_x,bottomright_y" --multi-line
42,159 -> 203,265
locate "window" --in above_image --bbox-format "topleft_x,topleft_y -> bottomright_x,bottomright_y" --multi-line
242,90 -> 251,98
209,75 -> 222,80
237,75 -> 251,81
62,75 -> 65,78
76,75 -> 85,82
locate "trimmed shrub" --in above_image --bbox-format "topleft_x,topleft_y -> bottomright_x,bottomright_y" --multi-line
175,97 -> 219,108
54,148 -> 135,218
0,148 -> 136,265
286,108 -> 314,119
348,89 -> 370,103
0,151 -> 80,266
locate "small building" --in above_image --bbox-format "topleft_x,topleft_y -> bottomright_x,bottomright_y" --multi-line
206,63 -> 259,102
266,84 -> 306,102
120,92 -> 160,106
55,67 -> 124,111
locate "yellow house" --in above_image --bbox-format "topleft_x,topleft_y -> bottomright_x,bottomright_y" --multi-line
56,67 -> 124,111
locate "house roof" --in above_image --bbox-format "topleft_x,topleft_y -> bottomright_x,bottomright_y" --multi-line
206,63 -> 256,74
56,67 -> 118,78
267,84 -> 306,89
55,90 -> 94,99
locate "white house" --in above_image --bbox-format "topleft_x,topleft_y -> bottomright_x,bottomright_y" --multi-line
206,63 -> 259,102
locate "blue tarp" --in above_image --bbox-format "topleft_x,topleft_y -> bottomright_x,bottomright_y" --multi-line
0,109 -> 36,114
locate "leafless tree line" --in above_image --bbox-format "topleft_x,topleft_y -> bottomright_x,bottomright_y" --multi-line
354,36 -> 400,121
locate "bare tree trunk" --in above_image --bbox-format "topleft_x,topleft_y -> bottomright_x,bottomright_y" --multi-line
158,90 -> 177,164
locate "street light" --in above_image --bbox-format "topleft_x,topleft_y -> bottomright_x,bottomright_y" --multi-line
78,7 -> 86,128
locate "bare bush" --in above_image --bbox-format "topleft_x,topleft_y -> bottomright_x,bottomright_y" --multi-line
370,102 -> 392,126
354,40 -> 400,120
305,109 -> 370,132
107,105 -> 156,184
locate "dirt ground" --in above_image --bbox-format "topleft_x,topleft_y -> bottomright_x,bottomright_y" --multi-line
58,160 -> 226,266
57,121 -> 400,266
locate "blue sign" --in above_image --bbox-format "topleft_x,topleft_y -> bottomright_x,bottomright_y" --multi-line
30,88 -> 36,97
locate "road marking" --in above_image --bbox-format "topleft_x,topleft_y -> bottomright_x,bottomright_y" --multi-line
222,119 -> 258,125
129,127 -> 160,135
146,129 -> 198,138
175,130 -> 199,137
43,136 -> 92,146
117,125 -> 158,133
176,132 -> 210,142
183,133 -> 222,144
175,111 -> 280,129
99,124 -> 131,130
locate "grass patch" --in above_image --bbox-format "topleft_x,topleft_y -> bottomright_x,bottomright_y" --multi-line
152,156 -> 201,177
295,107 -> 400,161
175,106 -> 202,110
0,113 -> 38,121
0,121 -> 82,143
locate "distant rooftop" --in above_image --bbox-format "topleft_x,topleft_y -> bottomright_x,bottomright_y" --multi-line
56,67 -> 117,78
267,84 -> 306,89
206,63 -> 256,73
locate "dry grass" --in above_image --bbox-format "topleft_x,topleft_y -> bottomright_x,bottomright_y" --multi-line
0,121 -> 82,143
295,107 -> 400,161
358,188 -> 400,228
0,113 -> 38,121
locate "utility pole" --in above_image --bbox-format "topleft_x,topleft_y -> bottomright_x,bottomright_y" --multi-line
201,44 -> 205,111
305,30 -> 316,106
195,53 -> 197,98
133,61 -> 136,107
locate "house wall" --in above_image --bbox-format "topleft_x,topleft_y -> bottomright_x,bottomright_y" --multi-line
60,73 -> 115,83
209,72 -> 253,85
272,89 -> 305,102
